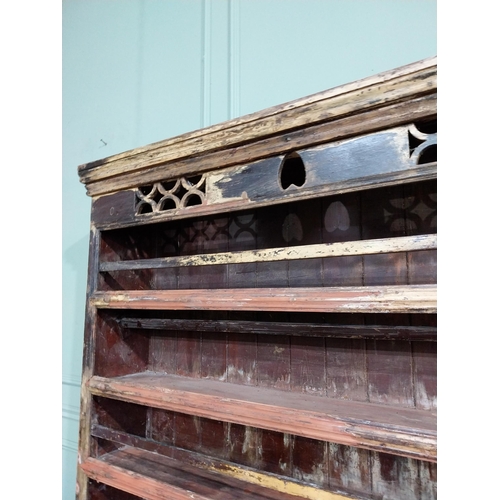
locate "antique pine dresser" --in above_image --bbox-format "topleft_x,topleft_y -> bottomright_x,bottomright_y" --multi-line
76,57 -> 437,500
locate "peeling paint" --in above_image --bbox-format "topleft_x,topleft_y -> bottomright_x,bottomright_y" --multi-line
207,463 -> 356,500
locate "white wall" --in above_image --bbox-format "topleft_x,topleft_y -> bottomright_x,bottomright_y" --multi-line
62,1 -> 436,497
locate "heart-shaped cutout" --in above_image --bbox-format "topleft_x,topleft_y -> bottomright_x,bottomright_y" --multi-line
324,201 -> 350,232
280,153 -> 306,189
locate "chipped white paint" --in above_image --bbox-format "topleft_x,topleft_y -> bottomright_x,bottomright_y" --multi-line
206,166 -> 251,205
100,234 -> 437,272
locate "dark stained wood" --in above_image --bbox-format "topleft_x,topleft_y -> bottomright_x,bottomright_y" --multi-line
257,334 -> 291,391
292,436 -> 328,488
328,443 -> 371,497
88,372 -> 437,462
150,408 -> 175,446
119,316 -> 437,341
413,341 -> 437,411
288,198 -> 323,287
175,331 -> 201,378
82,94 -> 436,194
173,412 -> 201,453
81,446 -> 311,500
178,216 -> 229,289
87,480 -> 142,500
362,184 -> 408,287
201,331 -> 227,380
322,192 -> 363,287
405,180 -> 437,286
199,328 -> 228,460
366,339 -> 414,407
255,203 -> 289,288
90,426 -> 349,500
225,210 -> 257,477
227,211 -> 258,288
93,397 -> 147,437
291,336 -> 326,396
260,428 -> 292,477
226,329 -> 258,386
198,417 -> 226,459
92,189 -> 136,226
149,331 -> 177,373
91,424 -> 437,500
98,222 -> 155,291
94,313 -> 150,378
227,423 -> 263,470
153,224 -> 180,290
326,337 -> 367,403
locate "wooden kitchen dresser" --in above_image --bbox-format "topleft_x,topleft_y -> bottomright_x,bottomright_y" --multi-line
76,57 -> 437,500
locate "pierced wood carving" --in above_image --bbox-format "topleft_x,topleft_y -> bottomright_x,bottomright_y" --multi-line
135,175 -> 206,215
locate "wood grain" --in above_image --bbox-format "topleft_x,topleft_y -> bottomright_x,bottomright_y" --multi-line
82,446 -> 355,500
79,58 -> 436,192
120,316 -> 437,340
90,285 -> 437,313
78,58 -> 438,500
99,233 -> 437,273
88,372 -> 437,461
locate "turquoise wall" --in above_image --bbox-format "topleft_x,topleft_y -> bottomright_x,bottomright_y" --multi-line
62,1 -> 436,497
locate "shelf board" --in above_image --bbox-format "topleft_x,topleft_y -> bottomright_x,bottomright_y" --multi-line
118,317 -> 437,341
99,234 -> 437,272
84,436 -> 356,500
90,284 -> 437,314
88,372 -> 437,462
81,446 -> 331,500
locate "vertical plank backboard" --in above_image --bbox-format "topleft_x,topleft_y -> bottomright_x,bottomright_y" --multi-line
287,198 -> 323,287
328,443 -> 371,497
322,192 -> 363,287
292,436 -> 328,489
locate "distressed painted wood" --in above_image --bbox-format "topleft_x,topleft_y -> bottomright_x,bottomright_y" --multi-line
78,59 -> 438,500
99,234 -> 437,272
88,373 -> 436,462
79,57 -> 436,195
118,316 -> 437,341
90,285 -> 437,313
81,446 -> 355,500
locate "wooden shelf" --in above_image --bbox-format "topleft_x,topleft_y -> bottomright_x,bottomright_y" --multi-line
88,373 -> 437,462
99,234 -> 437,272
81,446 -> 340,500
77,59 -> 438,499
118,316 -> 437,341
83,442 -> 357,500
91,284 -> 437,314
